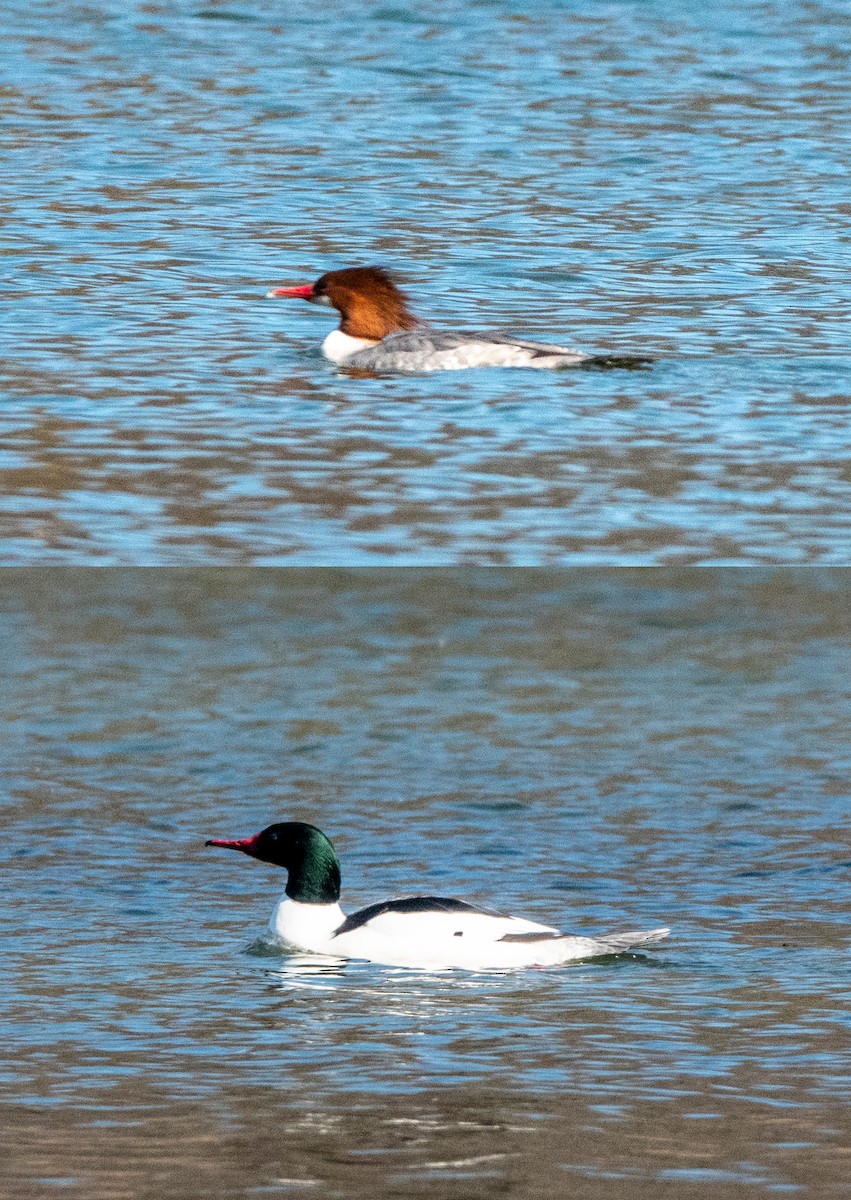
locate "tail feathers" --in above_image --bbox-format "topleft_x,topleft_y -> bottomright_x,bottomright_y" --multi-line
580,354 -> 655,370
595,927 -> 671,953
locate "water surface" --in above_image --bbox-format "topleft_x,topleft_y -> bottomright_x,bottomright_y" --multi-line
3,1 -> 851,561
3,570 -> 850,1197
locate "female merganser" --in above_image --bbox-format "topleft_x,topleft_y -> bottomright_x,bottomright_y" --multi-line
206,821 -> 670,971
267,266 -> 653,373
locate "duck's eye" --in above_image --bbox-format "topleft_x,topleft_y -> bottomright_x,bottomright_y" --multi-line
309,280 -> 335,308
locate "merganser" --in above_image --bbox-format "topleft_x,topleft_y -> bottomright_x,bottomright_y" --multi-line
206,821 -> 670,971
267,266 -> 653,373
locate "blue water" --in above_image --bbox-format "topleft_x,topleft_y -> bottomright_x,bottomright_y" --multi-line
2,0 -> 850,561
3,571 -> 850,1197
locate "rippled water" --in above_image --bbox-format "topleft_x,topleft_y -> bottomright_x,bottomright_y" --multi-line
3,571 -> 850,1197
3,0 -> 851,562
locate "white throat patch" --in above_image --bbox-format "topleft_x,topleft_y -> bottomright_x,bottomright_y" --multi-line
322,329 -> 379,364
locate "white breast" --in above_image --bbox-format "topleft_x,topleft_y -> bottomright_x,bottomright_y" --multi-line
269,897 -> 346,951
322,329 -> 380,364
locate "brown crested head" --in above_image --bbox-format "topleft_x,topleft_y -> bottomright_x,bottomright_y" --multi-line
314,266 -> 419,340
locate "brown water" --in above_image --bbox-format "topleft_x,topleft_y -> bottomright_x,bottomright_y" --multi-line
3,570 -> 850,1198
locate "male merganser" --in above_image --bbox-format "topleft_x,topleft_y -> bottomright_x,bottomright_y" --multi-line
206,821 -> 670,971
267,266 -> 653,373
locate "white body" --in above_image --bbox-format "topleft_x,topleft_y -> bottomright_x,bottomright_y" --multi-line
321,327 -> 590,373
270,895 -> 669,971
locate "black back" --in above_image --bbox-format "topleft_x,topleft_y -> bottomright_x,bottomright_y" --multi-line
332,895 -> 502,937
